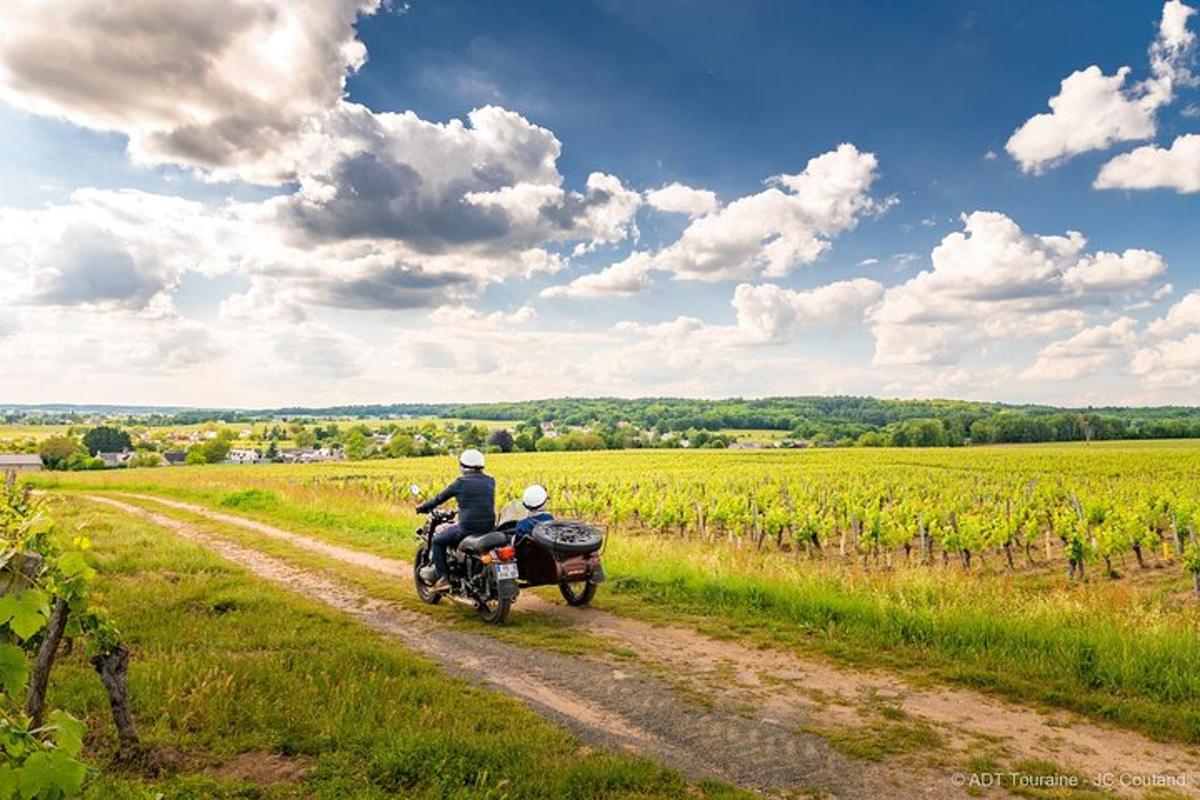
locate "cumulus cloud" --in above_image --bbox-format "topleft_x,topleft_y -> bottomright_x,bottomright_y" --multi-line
0,0 -> 382,183
0,189 -> 240,310
1147,289 -> 1200,336
605,277 -> 882,350
540,252 -> 654,298
279,106 -> 641,263
429,304 -> 537,326
644,182 -> 719,218
654,144 -> 886,281
870,211 -> 1165,365
301,264 -> 471,310
1095,133 -> 1200,192
541,143 -> 887,297
0,2 -> 642,278
1006,1 -> 1196,173
1023,317 -> 1138,380
730,279 -> 884,343
1127,291 -> 1200,388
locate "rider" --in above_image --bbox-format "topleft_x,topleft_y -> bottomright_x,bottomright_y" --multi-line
417,449 -> 495,592
512,484 -> 554,542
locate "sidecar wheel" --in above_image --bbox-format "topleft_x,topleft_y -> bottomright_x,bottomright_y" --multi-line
559,580 -> 597,607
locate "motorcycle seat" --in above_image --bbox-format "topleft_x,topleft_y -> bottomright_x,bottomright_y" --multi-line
457,531 -> 507,554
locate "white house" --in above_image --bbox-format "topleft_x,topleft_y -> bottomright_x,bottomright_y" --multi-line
97,451 -> 134,468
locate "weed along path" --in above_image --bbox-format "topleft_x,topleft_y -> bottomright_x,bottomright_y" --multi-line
89,493 -> 1200,799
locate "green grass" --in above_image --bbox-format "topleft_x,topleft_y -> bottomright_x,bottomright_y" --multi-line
802,716 -> 942,762
45,497 -> 746,800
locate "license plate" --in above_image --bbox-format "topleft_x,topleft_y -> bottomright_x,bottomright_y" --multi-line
494,562 -> 519,581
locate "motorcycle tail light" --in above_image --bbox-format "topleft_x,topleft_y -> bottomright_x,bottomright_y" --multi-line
497,546 -> 516,561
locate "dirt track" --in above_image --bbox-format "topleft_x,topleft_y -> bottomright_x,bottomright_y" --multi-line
86,493 -> 1200,798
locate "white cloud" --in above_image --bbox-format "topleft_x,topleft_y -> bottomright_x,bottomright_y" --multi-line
1147,289 -> 1200,336
540,251 -> 654,298
1006,66 -> 1158,173
1061,249 -> 1166,292
870,211 -> 1165,366
541,143 -> 887,297
730,279 -> 884,343
1130,333 -> 1200,386
0,0 -> 382,184
1006,1 -> 1196,173
0,189 -> 240,309
429,304 -> 537,327
1094,133 -> 1200,192
1023,317 -> 1138,380
644,182 -> 719,218
653,144 -> 886,281
604,277 -> 882,349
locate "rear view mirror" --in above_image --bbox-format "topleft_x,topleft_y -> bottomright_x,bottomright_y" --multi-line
409,484 -> 421,497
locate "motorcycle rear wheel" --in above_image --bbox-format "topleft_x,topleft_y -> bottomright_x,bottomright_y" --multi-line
559,579 -> 597,607
413,545 -> 442,605
476,596 -> 512,624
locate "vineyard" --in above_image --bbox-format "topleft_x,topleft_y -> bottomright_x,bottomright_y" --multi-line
189,442 -> 1200,590
22,441 -> 1200,747
25,442 -> 1200,589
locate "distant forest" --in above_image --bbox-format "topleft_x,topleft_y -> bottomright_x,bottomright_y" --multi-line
438,397 -> 1200,445
8,396 -> 1200,447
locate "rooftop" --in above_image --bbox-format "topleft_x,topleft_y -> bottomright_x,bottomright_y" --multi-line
0,454 -> 43,465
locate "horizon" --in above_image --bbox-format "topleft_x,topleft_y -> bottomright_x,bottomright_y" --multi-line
1,1 -> 1199,406
5,392 -> 1200,415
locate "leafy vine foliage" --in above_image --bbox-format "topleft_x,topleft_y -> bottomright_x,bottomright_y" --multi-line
0,475 -> 119,798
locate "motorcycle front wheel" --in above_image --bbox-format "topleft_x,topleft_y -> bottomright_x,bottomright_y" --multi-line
413,545 -> 442,605
476,596 -> 512,625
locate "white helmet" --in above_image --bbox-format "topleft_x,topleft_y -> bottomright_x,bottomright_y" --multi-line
459,448 -> 485,469
522,484 -> 548,510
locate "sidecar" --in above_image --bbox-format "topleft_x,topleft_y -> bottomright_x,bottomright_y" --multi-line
508,519 -> 605,606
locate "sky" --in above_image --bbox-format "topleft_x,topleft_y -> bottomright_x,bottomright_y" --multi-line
0,0 -> 1198,408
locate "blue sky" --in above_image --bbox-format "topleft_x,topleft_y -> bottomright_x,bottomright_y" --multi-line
0,0 -> 1197,406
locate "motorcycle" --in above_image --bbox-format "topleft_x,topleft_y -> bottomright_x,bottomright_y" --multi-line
412,495 -> 520,625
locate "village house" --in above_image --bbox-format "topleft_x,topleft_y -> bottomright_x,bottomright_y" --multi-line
162,451 -> 188,466
276,445 -> 345,463
97,450 -> 134,468
0,454 -> 43,473
226,448 -> 261,464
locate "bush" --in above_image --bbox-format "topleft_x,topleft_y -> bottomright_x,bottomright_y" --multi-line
37,436 -> 82,470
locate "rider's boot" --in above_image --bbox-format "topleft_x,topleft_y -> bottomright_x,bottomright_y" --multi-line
431,577 -> 451,593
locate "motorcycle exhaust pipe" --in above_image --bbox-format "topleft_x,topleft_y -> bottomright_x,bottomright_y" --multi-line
448,594 -> 477,607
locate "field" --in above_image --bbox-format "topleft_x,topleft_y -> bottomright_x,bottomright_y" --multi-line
16,442 -> 1200,797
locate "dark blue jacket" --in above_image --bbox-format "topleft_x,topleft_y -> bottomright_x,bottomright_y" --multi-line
417,471 -> 496,534
515,512 -> 554,540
